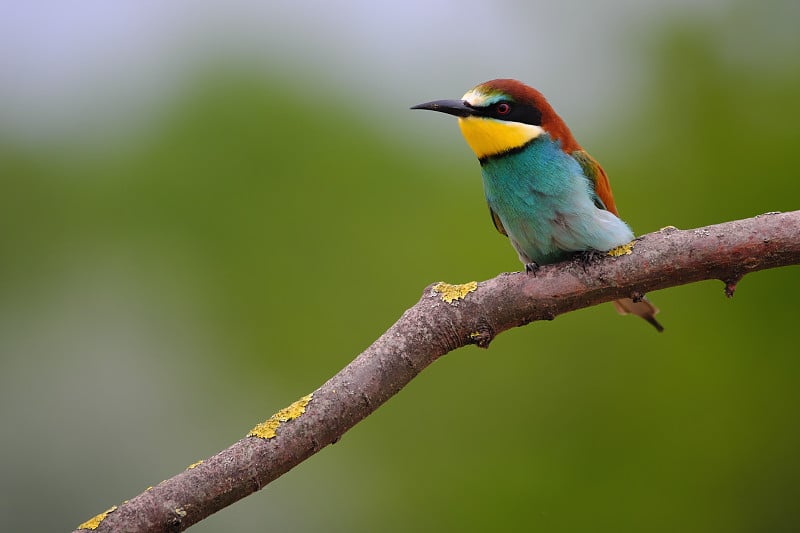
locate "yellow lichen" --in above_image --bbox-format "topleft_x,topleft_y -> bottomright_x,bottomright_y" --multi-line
607,242 -> 635,257
187,460 -> 203,470
77,505 -> 117,530
432,281 -> 478,303
248,393 -> 313,439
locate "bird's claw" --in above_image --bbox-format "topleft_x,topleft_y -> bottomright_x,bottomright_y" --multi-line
524,262 -> 540,275
574,249 -> 605,272
577,249 -> 603,264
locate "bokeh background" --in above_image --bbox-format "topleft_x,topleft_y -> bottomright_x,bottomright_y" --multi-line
2,1 -> 799,531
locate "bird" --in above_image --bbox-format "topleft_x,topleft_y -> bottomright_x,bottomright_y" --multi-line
412,79 -> 662,331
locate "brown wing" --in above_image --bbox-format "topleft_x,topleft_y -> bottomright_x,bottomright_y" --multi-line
573,149 -> 620,216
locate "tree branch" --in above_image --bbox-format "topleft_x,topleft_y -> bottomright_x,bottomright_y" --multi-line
75,211 -> 800,533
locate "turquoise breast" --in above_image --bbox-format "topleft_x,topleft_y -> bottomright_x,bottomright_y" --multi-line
480,135 -> 634,265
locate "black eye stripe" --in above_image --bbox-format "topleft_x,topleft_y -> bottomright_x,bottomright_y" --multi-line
482,100 -> 542,126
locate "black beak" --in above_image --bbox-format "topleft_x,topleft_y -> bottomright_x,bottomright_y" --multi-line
410,99 -> 476,117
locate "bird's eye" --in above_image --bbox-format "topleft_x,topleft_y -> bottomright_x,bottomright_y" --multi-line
496,102 -> 511,115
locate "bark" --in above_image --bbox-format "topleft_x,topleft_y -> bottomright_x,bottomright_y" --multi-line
74,211 -> 800,532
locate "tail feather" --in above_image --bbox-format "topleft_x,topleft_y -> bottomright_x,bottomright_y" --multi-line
613,298 -> 664,332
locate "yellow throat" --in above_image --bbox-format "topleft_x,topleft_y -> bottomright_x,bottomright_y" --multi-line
457,116 -> 543,159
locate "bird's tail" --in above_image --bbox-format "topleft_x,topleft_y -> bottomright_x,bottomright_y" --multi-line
613,298 -> 663,332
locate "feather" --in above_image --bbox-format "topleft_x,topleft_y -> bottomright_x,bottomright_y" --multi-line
572,150 -> 619,216
489,206 -> 508,236
613,297 -> 664,332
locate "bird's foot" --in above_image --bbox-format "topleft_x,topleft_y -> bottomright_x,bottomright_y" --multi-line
576,249 -> 604,268
524,262 -> 540,275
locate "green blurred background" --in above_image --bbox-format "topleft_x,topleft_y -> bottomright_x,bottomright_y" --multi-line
1,1 -> 799,531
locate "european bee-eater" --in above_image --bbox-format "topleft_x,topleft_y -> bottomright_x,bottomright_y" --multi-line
412,79 -> 662,331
